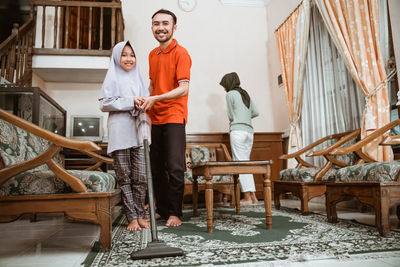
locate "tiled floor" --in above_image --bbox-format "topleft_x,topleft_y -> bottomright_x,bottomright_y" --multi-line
0,198 -> 399,267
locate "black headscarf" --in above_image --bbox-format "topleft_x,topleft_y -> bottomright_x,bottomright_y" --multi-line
220,72 -> 251,109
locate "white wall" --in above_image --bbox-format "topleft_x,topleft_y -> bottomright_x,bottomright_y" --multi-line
122,0 -> 286,133
32,0 -> 303,136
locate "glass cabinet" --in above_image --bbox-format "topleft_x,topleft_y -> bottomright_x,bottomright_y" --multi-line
0,85 -> 66,136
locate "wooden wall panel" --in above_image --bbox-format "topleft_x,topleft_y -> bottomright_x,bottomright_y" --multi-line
187,132 -> 284,198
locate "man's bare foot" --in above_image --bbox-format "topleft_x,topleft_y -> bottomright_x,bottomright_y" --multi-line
127,219 -> 141,231
138,218 -> 150,229
155,213 -> 161,220
165,216 -> 182,227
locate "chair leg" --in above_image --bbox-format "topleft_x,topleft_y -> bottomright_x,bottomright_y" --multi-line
326,190 -> 333,222
234,175 -> 240,214
30,213 -> 37,222
397,205 -> 400,220
96,199 -> 112,250
376,189 -> 390,237
273,185 -> 281,210
300,198 -> 309,215
193,178 -> 198,217
205,178 -> 214,233
230,186 -> 235,208
300,186 -> 309,215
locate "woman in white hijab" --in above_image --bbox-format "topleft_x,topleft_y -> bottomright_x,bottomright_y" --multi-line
99,41 -> 149,231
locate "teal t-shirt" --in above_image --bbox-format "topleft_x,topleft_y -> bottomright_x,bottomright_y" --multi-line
226,90 -> 259,133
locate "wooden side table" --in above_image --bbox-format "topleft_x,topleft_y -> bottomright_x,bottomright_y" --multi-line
192,160 -> 273,233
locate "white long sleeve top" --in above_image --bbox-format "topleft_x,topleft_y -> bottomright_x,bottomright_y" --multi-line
100,96 -> 139,154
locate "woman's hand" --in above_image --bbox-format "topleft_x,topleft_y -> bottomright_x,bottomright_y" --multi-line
134,97 -> 146,110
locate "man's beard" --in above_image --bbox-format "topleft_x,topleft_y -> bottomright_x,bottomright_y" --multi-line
154,29 -> 174,43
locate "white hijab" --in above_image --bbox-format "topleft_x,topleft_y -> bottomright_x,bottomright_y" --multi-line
99,41 -> 148,100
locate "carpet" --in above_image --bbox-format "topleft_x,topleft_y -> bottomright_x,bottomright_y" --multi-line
84,204 -> 400,266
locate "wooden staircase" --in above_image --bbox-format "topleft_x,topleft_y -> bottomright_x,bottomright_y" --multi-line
0,0 -> 124,86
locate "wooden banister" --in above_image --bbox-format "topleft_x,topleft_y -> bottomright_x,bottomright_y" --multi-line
0,18 -> 35,86
31,0 -> 124,51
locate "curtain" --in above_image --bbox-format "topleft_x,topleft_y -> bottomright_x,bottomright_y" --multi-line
315,0 -> 392,162
275,0 -> 311,168
301,6 -> 365,167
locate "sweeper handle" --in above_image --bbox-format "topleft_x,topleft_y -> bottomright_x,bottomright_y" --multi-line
131,111 -> 184,260
138,112 -> 158,241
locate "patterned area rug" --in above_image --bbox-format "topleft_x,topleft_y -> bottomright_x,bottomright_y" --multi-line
84,204 -> 400,266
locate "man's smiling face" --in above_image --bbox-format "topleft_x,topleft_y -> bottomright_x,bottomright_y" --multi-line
151,13 -> 177,44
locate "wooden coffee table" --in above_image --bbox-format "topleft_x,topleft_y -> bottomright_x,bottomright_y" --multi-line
191,160 -> 273,233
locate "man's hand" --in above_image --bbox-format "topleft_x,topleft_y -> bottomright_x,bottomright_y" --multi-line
140,96 -> 159,111
134,96 -> 146,110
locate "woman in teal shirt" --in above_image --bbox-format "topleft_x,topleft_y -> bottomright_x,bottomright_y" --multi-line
220,72 -> 259,205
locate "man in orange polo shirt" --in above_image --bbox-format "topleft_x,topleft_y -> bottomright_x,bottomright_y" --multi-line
141,9 -> 191,227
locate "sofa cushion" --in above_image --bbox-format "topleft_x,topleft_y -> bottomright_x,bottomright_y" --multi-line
0,170 -> 116,196
186,146 -> 232,184
280,167 -> 337,182
184,171 -> 232,183
190,146 -> 210,165
0,119 -> 61,172
329,160 -> 400,183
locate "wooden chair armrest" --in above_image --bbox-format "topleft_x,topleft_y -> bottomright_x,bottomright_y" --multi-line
82,150 -> 113,165
280,130 -> 356,159
331,119 -> 400,155
220,143 -> 232,161
0,109 -> 100,152
306,130 -> 360,157
380,135 -> 400,146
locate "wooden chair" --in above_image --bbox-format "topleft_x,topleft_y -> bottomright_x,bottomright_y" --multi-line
184,143 -> 235,207
274,130 -> 360,214
0,109 -> 121,250
326,119 -> 400,237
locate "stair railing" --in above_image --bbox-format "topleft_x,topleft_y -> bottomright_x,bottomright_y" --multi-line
0,19 -> 35,86
31,0 -> 125,52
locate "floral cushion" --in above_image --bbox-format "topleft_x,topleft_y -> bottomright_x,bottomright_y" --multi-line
280,167 -> 337,182
328,160 -> 400,183
190,146 -> 210,165
184,171 -> 232,183
0,119 -> 61,172
0,170 -> 116,196
185,146 -> 232,184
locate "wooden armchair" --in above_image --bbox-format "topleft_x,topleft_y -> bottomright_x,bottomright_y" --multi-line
274,129 -> 360,214
184,143 -> 235,207
326,119 -> 400,236
0,109 -> 121,250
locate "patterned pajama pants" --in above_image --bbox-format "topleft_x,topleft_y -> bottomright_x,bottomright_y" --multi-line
112,147 -> 147,221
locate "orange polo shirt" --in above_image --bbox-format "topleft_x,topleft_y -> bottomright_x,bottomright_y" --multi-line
148,39 -> 192,125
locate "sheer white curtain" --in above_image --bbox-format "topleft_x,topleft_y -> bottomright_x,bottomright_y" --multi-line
301,6 -> 365,166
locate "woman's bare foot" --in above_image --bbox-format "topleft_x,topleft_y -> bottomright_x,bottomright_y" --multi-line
138,218 -> 150,229
165,216 -> 182,227
240,199 -> 253,205
250,192 -> 258,204
127,219 -> 141,231
240,192 -> 253,205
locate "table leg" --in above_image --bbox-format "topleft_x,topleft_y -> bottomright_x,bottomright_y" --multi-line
193,176 -> 198,216
205,178 -> 213,233
263,166 -> 272,230
234,174 -> 240,214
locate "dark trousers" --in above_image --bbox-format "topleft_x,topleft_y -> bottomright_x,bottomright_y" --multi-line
150,123 -> 186,218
